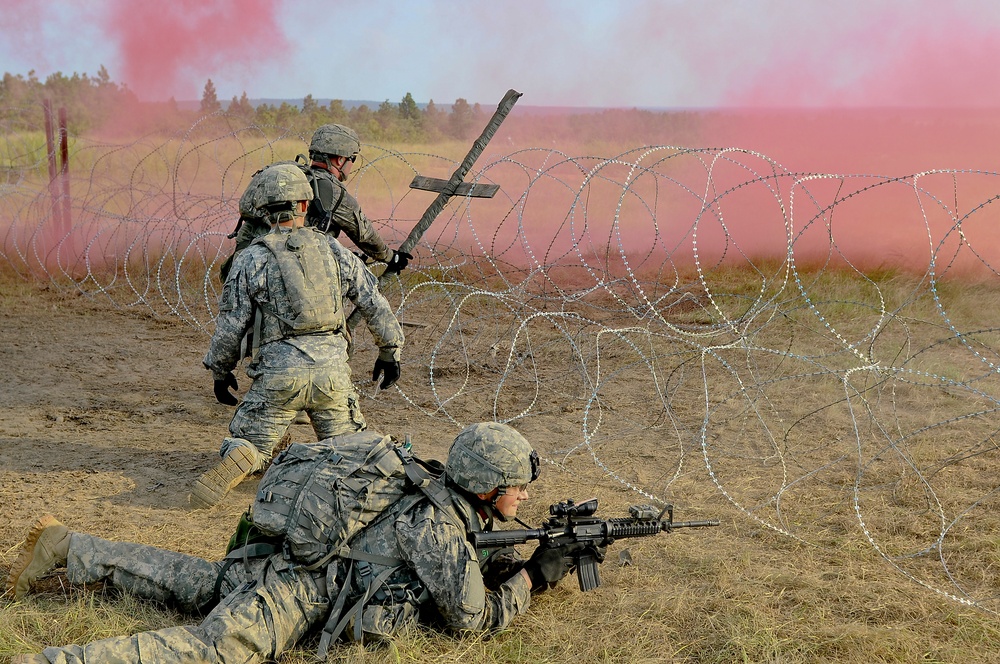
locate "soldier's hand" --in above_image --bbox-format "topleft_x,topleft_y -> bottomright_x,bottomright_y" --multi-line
524,544 -> 577,590
372,358 -> 401,389
384,250 -> 412,274
213,372 -> 240,406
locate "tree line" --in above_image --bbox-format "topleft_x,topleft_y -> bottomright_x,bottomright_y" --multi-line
1,68 -> 700,146
0,68 -> 491,142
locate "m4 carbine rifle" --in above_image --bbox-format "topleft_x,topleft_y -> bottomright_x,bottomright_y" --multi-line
471,498 -> 719,591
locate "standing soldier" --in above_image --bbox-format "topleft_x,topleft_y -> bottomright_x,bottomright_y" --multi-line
220,123 -> 411,281
192,163 -> 404,509
306,123 -> 411,272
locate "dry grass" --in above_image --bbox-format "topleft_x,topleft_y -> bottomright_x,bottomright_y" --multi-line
4,256 -> 1000,661
6,524 -> 1000,662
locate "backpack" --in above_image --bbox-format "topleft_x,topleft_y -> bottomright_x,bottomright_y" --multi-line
250,430 -> 439,567
252,227 -> 345,345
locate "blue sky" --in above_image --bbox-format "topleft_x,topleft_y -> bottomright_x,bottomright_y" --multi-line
3,0 -> 1000,108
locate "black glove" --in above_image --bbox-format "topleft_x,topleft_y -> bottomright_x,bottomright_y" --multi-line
572,544 -> 607,565
372,358 -> 401,389
524,545 -> 574,590
384,250 -> 412,274
213,372 -> 239,406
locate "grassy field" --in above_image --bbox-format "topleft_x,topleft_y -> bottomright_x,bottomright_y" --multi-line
3,261 -> 1000,663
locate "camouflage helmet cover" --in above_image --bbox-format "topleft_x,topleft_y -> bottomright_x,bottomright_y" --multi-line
446,422 -> 539,495
239,162 -> 314,218
309,123 -> 361,159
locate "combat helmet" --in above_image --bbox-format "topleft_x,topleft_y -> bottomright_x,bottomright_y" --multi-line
239,162 -> 314,225
445,422 -> 540,495
309,123 -> 361,160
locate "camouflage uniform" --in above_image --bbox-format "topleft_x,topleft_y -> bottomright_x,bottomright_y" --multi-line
204,228 -> 404,472
307,166 -> 394,263
227,165 -> 394,268
221,123 -> 395,285
32,487 -> 530,663
38,550 -> 328,664
64,533 -> 254,613
302,123 -> 395,266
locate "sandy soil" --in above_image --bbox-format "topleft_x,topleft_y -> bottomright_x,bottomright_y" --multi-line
0,281 -> 469,564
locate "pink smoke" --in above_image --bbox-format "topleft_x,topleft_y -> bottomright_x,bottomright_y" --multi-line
107,0 -> 288,101
726,10 -> 1000,108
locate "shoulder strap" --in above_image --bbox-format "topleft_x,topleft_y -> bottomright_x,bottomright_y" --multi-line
397,450 -> 468,532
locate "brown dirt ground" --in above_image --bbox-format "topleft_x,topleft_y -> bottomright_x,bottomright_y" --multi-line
0,277 -> 678,575
0,280 -> 485,557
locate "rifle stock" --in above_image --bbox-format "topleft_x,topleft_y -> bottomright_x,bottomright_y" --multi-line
471,499 -> 719,592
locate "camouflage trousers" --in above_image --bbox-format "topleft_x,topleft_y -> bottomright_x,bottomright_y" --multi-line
39,550 -> 331,663
223,365 -> 367,472
64,533 -> 251,614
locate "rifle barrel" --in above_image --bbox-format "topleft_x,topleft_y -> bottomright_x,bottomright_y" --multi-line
667,519 -> 721,530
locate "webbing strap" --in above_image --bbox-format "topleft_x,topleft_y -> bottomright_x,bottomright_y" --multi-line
224,542 -> 280,561
315,179 -> 346,233
208,542 -> 280,610
399,451 -> 467,532
317,561 -> 353,658
345,548 -> 404,567
318,563 -> 399,657
227,216 -> 245,239
251,306 -> 263,360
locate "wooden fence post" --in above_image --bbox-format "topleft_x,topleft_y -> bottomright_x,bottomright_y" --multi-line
58,106 -> 71,231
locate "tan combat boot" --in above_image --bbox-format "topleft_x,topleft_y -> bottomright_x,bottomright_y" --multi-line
6,514 -> 71,599
11,654 -> 50,663
188,445 -> 257,509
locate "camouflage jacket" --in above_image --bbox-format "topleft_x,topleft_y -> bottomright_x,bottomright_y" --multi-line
308,166 -> 394,264
343,483 -> 532,637
204,229 -> 403,381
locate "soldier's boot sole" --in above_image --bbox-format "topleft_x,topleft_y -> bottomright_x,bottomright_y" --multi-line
6,514 -> 71,599
188,446 -> 256,510
12,655 -> 50,663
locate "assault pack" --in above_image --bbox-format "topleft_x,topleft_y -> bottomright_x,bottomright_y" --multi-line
221,429 -> 457,652
249,430 -> 440,567
252,227 -> 345,345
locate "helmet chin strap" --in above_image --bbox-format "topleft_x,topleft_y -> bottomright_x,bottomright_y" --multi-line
487,495 -> 505,523
266,208 -> 300,228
